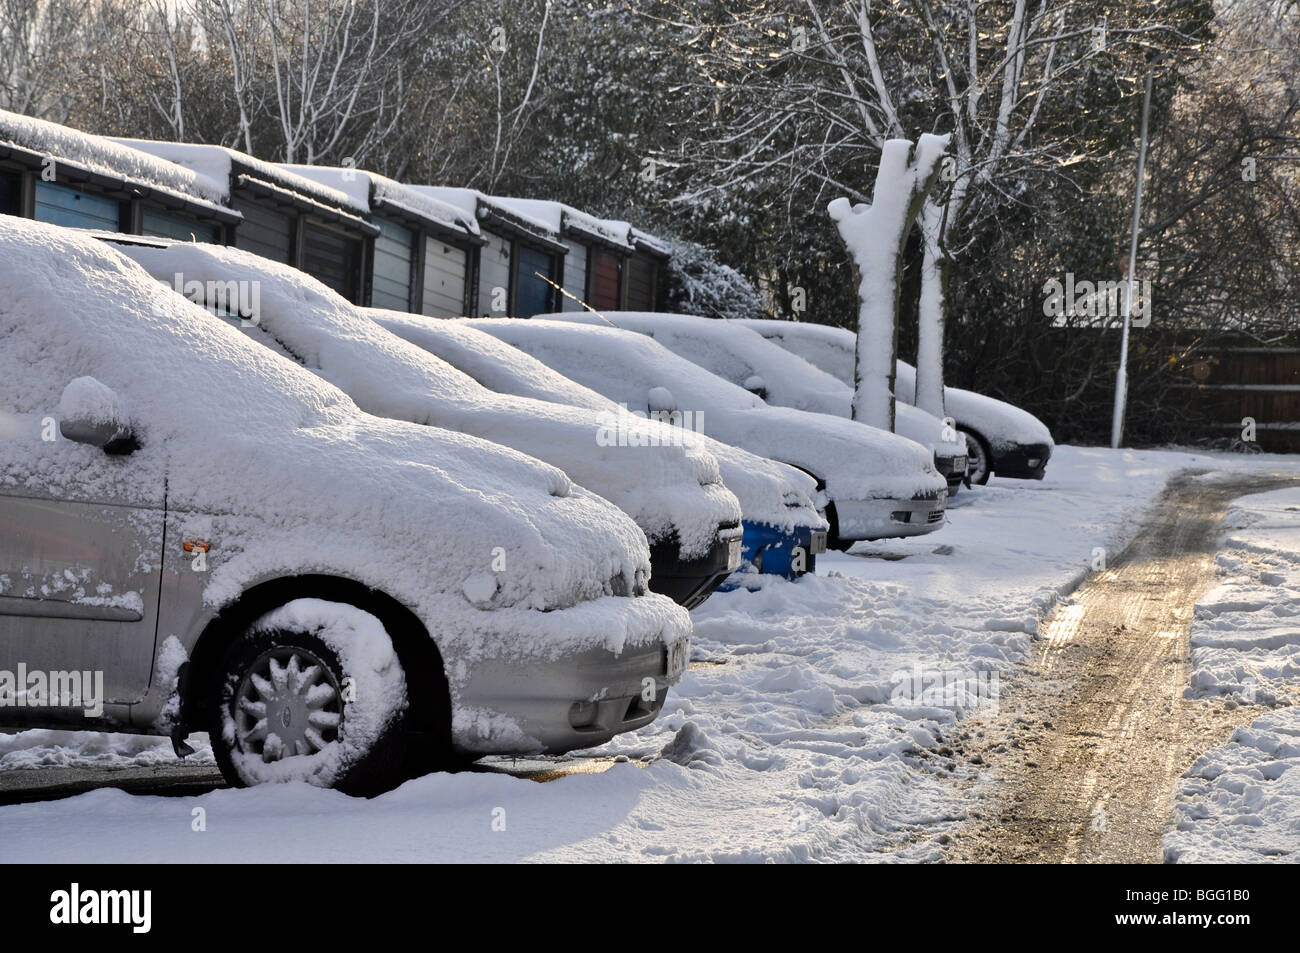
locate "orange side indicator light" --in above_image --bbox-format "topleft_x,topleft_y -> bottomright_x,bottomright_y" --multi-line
183,539 -> 211,553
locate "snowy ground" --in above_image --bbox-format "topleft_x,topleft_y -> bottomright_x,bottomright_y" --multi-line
3,445 -> 1298,862
1164,486 -> 1300,863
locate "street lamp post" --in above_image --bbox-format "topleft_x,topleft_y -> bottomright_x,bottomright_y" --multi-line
1111,71 -> 1154,449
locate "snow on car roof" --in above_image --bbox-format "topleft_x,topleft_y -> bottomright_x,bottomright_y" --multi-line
468,318 -> 940,504
545,311 -> 853,417
743,318 -> 1053,448
0,110 -> 228,212
0,217 -> 670,629
116,241 -> 738,558
738,318 -> 858,383
283,165 -> 480,237
372,312 -> 824,533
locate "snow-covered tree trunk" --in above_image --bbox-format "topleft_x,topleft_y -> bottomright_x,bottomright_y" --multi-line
915,194 -> 953,416
829,134 -> 950,431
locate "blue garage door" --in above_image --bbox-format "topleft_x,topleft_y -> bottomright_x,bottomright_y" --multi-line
515,246 -> 556,318
140,208 -> 218,243
34,181 -> 121,231
370,219 -> 414,311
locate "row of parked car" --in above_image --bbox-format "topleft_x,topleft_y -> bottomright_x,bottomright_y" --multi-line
0,211 -> 1053,795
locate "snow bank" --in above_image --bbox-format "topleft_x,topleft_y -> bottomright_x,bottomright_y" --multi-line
1185,487 -> 1300,706
117,240 -> 739,558
1164,484 -> 1300,862
1165,707 -> 1300,863
373,311 -> 824,534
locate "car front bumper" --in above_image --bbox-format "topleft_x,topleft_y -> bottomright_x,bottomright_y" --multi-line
991,442 -> 1052,480
740,520 -> 828,578
935,451 -> 969,488
833,488 -> 948,541
452,631 -> 688,756
649,524 -> 743,610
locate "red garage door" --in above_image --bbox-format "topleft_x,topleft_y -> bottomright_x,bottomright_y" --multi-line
590,251 -> 621,310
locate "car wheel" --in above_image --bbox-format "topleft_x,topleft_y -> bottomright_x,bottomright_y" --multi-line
210,598 -> 410,796
960,429 -> 992,485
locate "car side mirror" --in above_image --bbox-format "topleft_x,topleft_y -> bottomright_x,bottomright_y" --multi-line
743,374 -> 768,400
59,377 -> 139,455
648,386 -> 677,414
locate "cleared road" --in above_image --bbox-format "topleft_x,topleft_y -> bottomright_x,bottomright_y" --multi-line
946,471 -> 1299,863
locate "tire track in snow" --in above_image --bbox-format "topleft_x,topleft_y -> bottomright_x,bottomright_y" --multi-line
946,471 -> 1300,864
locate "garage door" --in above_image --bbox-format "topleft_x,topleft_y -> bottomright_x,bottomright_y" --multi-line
422,241 -> 468,317
231,195 -> 293,263
515,246 -> 556,318
140,207 -> 219,243
625,254 -> 659,311
302,221 -> 363,302
371,219 -> 414,311
34,181 -> 121,231
590,251 -> 621,310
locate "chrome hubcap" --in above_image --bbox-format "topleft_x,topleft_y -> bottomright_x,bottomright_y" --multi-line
233,647 -> 342,762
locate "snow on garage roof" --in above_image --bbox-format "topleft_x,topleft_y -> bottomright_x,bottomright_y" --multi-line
282,165 -> 480,239
0,110 -> 230,213
111,139 -> 365,215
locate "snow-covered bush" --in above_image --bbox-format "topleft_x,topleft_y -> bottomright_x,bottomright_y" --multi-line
661,236 -> 764,321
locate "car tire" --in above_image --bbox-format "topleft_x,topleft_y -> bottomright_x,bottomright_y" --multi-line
960,429 -> 992,486
209,599 -> 411,796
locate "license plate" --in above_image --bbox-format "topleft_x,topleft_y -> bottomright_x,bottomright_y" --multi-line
953,456 -> 967,471
808,530 -> 828,555
666,638 -> 689,680
726,537 -> 742,571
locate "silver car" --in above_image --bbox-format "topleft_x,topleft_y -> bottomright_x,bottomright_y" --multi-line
0,219 -> 691,795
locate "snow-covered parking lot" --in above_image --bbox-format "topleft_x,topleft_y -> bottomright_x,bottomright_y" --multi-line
4,445 -> 1298,863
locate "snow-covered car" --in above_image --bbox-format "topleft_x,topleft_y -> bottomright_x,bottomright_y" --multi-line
0,220 -> 693,794
372,311 -> 830,577
739,319 -> 1055,484
110,240 -> 744,610
468,319 -> 950,547
543,310 -> 970,491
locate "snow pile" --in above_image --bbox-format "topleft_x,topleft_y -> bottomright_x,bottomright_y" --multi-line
372,311 -> 824,533
0,729 -> 213,769
117,240 -> 740,558
0,219 -> 689,692
1163,484 -> 1300,862
283,165 -> 479,237
1185,487 -> 1300,706
1164,707 -> 1300,863
470,318 -> 944,506
0,111 -> 227,208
